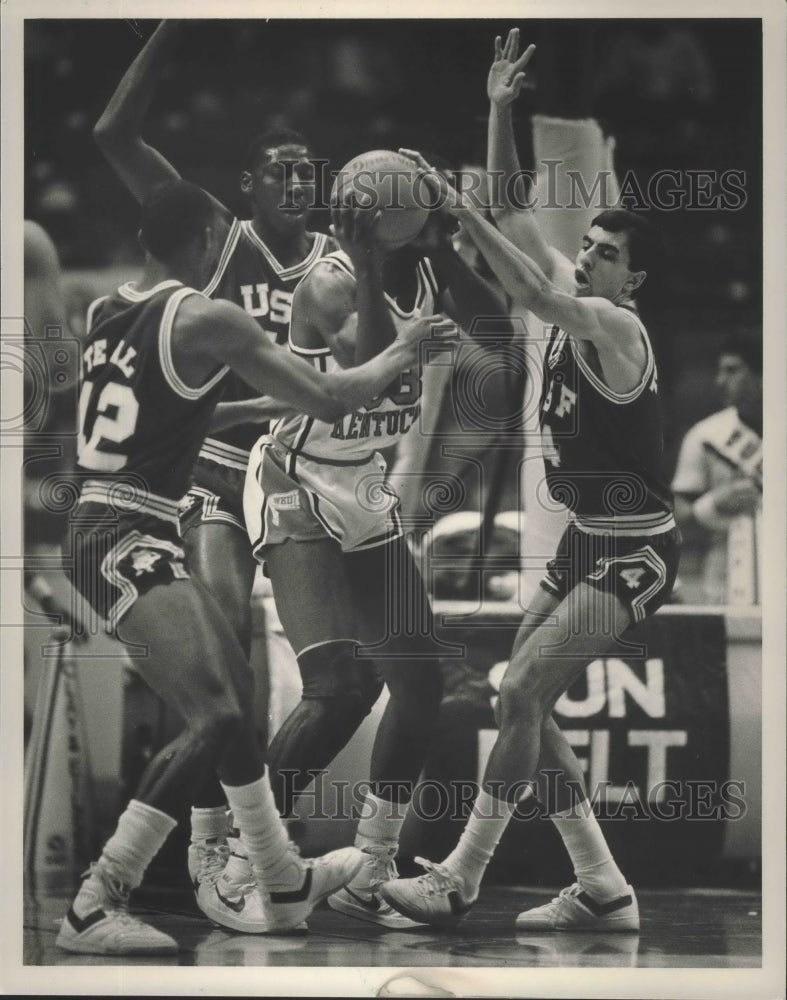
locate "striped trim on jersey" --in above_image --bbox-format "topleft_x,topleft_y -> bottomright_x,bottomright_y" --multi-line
276,353 -> 328,477
286,246 -> 436,382
569,309 -> 656,405
201,219 -> 243,297
288,254 -> 348,357
158,287 -> 229,400
117,279 -> 183,302
85,295 -> 109,334
571,510 -> 676,537
240,222 -> 330,280
198,438 -> 251,471
77,478 -> 181,526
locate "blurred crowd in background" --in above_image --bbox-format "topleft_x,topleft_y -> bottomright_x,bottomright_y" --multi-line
22,18 -> 763,604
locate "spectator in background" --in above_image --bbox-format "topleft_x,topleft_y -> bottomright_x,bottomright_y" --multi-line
671,333 -> 762,605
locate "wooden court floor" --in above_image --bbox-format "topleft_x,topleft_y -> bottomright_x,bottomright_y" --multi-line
23,876 -> 761,971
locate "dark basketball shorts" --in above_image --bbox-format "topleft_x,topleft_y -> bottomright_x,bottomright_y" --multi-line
65,502 -> 189,630
179,457 -> 246,535
540,521 -> 680,624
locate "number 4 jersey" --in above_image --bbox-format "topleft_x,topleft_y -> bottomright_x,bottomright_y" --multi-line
77,280 -> 228,514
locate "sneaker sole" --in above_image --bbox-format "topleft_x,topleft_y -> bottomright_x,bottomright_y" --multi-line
327,892 -> 424,929
55,932 -> 178,955
377,886 -> 470,930
515,913 -> 640,932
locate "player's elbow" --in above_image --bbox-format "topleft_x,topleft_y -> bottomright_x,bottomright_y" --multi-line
314,395 -> 346,422
304,381 -> 347,422
93,115 -> 132,154
93,118 -> 119,151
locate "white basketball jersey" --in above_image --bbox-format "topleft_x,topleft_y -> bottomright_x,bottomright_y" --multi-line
272,249 -> 439,462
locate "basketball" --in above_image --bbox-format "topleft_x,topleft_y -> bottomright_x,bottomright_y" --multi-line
331,149 -> 430,250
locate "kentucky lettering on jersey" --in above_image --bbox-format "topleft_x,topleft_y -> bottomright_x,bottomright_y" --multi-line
539,308 -> 674,530
273,249 -> 440,463
77,280 -> 228,513
198,219 -> 333,468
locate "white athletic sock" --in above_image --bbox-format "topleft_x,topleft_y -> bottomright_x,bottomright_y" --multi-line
442,790 -> 516,899
354,791 -> 407,850
190,805 -> 231,843
221,772 -> 301,892
550,800 -> 629,900
75,800 -> 177,915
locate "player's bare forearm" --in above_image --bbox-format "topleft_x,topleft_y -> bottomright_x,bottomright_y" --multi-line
93,20 -> 183,202
207,397 -> 287,432
354,258 -> 399,364
186,297 -> 419,422
330,202 -> 397,365
430,243 -> 513,343
327,335 -> 419,412
488,104 -> 526,211
458,204 -> 605,340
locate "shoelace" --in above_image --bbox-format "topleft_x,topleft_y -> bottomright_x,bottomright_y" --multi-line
198,843 -> 231,888
361,845 -> 398,887
551,883 -> 583,905
412,857 -> 461,899
80,863 -> 140,926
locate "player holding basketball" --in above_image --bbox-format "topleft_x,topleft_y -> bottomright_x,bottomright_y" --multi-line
56,179 -> 433,954
93,19 -> 338,919
244,162 -> 508,927
381,86 -> 678,930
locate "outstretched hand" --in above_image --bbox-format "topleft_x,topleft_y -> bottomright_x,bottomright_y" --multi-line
487,28 -> 535,106
330,197 -> 384,269
397,313 -> 444,356
397,149 -> 467,217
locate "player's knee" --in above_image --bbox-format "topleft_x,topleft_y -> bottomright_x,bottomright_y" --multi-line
298,639 -> 383,722
385,660 -> 443,716
497,665 -> 546,726
191,703 -> 244,755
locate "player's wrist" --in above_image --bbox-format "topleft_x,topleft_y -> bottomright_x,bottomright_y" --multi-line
489,99 -> 514,114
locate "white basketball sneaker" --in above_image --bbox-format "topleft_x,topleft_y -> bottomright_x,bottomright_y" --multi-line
264,845 -> 364,933
378,856 -> 476,929
188,835 -> 229,892
195,837 -> 273,934
515,882 -> 640,932
328,844 -> 425,929
56,864 -> 177,956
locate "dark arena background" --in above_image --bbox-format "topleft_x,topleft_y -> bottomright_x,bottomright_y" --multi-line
5,5 -> 785,998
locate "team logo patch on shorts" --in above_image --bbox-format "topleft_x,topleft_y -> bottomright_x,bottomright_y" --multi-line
269,489 -> 302,525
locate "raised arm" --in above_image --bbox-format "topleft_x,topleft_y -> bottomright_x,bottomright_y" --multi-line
486,29 -> 574,288
93,20 -> 226,218
397,152 -> 511,341
421,175 -> 645,391
175,296 -> 432,423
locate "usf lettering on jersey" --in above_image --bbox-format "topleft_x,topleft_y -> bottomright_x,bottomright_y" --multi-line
539,309 -> 673,531
199,220 -> 333,469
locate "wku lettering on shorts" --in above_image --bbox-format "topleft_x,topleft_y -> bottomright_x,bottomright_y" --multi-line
269,490 -> 302,525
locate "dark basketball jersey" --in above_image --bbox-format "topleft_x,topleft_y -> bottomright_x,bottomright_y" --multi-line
198,219 -> 333,470
77,280 -> 228,518
539,309 -> 674,533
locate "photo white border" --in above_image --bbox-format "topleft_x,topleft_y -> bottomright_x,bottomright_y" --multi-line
2,0 -> 785,996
